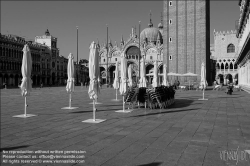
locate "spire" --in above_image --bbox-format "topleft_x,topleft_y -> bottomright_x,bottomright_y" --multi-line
148,10 -> 153,27
96,38 -> 100,48
134,25 -> 137,38
121,35 -> 124,45
108,37 -> 112,47
157,32 -> 161,41
158,12 -> 163,29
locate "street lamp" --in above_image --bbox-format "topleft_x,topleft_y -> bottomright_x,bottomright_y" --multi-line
76,26 -> 79,85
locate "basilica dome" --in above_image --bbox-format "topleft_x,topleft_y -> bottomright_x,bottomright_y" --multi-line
140,21 -> 163,43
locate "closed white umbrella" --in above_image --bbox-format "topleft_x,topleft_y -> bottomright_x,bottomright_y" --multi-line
128,64 -> 133,87
112,61 -> 120,101
152,61 -> 158,88
139,57 -> 147,88
83,41 -> 105,123
139,57 -> 147,108
13,44 -> 36,118
119,54 -> 127,96
162,64 -> 169,86
61,53 -> 78,109
198,62 -> 208,100
116,53 -> 131,113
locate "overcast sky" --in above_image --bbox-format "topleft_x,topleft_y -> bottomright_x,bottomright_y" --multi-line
1,1 -> 240,61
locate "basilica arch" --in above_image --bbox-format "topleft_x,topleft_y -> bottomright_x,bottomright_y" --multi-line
125,46 -> 141,61
127,60 -> 138,83
108,65 -> 116,84
145,63 -> 154,84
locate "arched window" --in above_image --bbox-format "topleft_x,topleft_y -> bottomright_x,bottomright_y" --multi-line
230,63 -> 233,69
216,63 -> 220,69
221,63 -> 224,69
227,44 -> 235,53
225,63 -> 229,69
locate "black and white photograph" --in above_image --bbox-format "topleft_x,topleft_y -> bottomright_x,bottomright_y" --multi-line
1,0 -> 250,165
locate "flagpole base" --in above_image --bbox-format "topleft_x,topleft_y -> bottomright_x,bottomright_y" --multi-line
82,119 -> 106,123
89,102 -> 102,104
115,110 -> 133,113
13,114 -> 37,118
61,107 -> 78,109
111,99 -> 121,101
198,98 -> 208,101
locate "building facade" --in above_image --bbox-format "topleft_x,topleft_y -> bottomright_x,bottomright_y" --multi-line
98,18 -> 164,85
0,29 -> 88,88
213,30 -> 239,85
0,34 -> 41,87
163,0 -> 211,85
35,29 -> 67,86
236,0 -> 250,93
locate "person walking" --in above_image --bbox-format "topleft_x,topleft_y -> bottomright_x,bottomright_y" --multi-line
40,82 -> 43,88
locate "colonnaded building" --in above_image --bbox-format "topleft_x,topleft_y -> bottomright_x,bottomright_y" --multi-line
98,17 -> 164,84
163,0 -> 211,85
213,30 -> 239,85
236,0 -> 250,93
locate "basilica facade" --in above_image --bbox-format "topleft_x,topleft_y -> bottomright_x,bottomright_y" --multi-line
98,18 -> 164,85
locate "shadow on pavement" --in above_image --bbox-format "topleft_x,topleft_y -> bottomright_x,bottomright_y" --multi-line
131,108 -> 199,118
0,145 -> 30,152
219,96 -> 239,98
137,162 -> 162,166
70,107 -> 120,114
169,98 -> 195,108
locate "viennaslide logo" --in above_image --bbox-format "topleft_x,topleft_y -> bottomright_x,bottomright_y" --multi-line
219,146 -> 250,165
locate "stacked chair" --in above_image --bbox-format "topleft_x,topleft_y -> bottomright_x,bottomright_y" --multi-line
124,85 -> 139,109
124,85 -> 175,109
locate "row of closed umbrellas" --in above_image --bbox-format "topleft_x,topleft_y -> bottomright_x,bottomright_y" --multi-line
13,42 -> 208,123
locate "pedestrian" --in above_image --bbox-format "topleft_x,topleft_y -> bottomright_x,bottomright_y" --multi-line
3,82 -> 6,89
213,80 -> 217,90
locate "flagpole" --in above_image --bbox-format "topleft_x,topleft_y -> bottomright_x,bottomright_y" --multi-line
76,26 -> 79,86
106,24 -> 109,87
69,93 -> 71,108
93,100 -> 96,121
25,97 -> 27,116
138,21 -> 141,83
116,88 -> 117,100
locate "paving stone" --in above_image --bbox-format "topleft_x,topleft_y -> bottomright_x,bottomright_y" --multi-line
1,87 -> 250,166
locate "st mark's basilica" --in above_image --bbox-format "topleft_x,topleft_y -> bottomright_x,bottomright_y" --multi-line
98,16 -> 164,85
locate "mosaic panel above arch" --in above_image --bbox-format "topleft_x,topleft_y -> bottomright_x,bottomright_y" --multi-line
146,48 -> 158,55
112,50 -> 121,57
126,46 -> 140,56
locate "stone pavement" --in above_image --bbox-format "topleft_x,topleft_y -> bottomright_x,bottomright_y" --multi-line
1,86 -> 250,166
